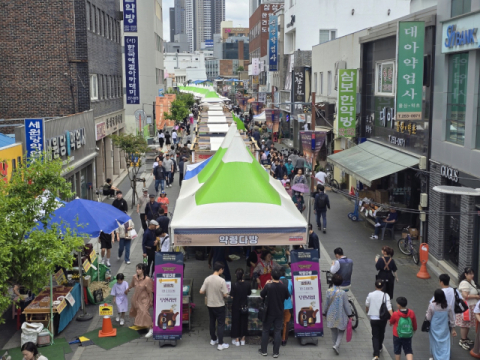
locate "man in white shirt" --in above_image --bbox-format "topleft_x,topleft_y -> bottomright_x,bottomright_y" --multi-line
430,274 -> 463,318
159,231 -> 170,252
315,169 -> 327,185
172,130 -> 178,145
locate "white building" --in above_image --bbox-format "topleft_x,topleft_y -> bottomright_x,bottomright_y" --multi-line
122,0 -> 164,134
164,52 -> 208,83
185,0 -> 195,52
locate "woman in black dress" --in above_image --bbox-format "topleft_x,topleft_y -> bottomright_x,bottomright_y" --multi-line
230,268 -> 251,346
375,246 -> 398,300
165,131 -> 171,146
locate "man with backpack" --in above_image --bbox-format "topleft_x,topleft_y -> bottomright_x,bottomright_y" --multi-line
430,273 -> 465,318
314,184 -> 330,233
389,296 -> 417,360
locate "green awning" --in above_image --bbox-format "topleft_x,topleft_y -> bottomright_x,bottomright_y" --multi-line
327,141 -> 419,186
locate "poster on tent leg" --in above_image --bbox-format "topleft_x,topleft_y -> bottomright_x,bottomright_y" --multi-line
153,252 -> 184,340
290,249 -> 323,337
299,131 -> 327,169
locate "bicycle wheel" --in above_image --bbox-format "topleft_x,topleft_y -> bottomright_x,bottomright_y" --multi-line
349,300 -> 359,330
398,238 -> 411,255
411,246 -> 419,265
330,179 -> 340,192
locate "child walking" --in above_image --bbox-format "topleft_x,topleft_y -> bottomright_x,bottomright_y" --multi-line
389,296 -> 417,360
111,273 -> 129,325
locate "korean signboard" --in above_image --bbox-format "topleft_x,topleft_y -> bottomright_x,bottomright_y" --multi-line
442,12 -> 480,54
95,111 -> 124,141
123,0 -> 137,32
268,15 -> 278,71
125,36 -> 140,104
291,249 -> 323,337
261,3 -> 283,34
154,252 -> 183,340
337,69 -> 357,137
293,67 -> 305,103
396,21 -> 425,121
47,128 -> 86,161
24,118 -> 45,159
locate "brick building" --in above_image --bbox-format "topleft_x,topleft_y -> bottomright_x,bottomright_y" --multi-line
249,2 -> 283,60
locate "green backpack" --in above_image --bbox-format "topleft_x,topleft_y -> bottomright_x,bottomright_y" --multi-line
397,313 -> 414,338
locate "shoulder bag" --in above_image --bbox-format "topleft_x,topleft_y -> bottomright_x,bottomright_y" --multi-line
379,293 -> 391,321
454,287 -> 468,314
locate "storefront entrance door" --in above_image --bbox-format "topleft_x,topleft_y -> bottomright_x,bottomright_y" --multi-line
444,194 -> 461,267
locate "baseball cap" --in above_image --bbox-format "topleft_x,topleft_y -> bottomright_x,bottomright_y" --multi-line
150,220 -> 159,226
142,188 -> 148,192
149,194 -> 155,198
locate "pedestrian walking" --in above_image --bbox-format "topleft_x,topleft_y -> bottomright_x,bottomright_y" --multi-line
308,224 -> 320,258
156,191 -> 169,215
112,190 -> 128,213
165,131 -> 171,147
153,160 -> 167,193
155,208 -> 170,234
375,246 -> 398,300
285,159 -> 294,180
314,184 -> 330,233
325,274 -> 352,355
126,264 -> 154,338
292,192 -> 305,213
330,247 -> 353,290
99,231 -> 115,267
158,130 -> 165,149
111,273 -> 129,325
172,129 -> 178,146
427,289 -> 457,359
178,156 -> 186,186
145,194 -> 160,221
116,219 -> 134,264
314,168 -> 327,185
142,220 -> 159,277
366,280 -> 393,360
292,169 -> 307,186
389,297 -> 417,360
279,267 -> 293,346
259,268 -> 290,358
158,230 -> 170,252
200,262 -> 230,351
456,267 -> 479,350
136,188 -> 149,231
294,153 -> 306,175
163,154 -> 174,188
230,268 -> 251,347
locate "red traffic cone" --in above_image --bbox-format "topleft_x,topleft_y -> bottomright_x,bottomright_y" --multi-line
349,186 -> 355,196
416,260 -> 431,279
99,316 -> 117,338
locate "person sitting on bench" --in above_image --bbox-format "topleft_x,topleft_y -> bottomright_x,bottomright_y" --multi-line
370,208 -> 397,239
103,178 -> 119,198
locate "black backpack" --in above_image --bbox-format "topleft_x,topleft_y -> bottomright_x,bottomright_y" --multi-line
454,288 -> 468,314
316,193 -> 327,209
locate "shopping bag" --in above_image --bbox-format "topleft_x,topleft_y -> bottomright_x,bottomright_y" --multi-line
464,308 -> 470,322
346,318 -> 353,342
129,229 -> 138,239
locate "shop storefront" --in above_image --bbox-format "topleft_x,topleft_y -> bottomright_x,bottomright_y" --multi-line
94,110 -> 126,189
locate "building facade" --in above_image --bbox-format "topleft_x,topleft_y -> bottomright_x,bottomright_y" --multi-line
429,0 -> 480,280
164,52 -> 208,82
249,3 -> 284,60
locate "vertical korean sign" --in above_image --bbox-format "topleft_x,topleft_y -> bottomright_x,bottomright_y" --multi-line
291,249 -> 323,337
123,0 -> 137,32
396,21 -> 424,120
293,67 -> 305,102
24,119 -> 45,159
337,69 -> 357,138
154,252 -> 184,340
268,15 -> 278,71
125,36 -> 140,104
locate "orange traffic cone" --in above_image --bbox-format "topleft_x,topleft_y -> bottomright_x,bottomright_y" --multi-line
416,260 -> 431,279
349,186 -> 355,196
98,316 -> 117,338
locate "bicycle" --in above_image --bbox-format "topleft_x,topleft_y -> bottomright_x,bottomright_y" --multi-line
397,226 -> 419,264
322,270 -> 359,330
325,170 -> 340,191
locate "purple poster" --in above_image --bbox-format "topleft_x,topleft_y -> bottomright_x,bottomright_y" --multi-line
290,249 -> 323,337
153,252 -> 184,340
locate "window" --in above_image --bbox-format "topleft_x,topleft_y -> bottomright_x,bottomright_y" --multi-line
105,15 -> 109,39
327,71 -> 332,95
97,8 -> 101,34
101,11 -> 105,36
103,75 -> 107,99
319,29 -> 336,44
91,5 -> 96,32
86,2 -> 91,30
451,0 -> 471,17
447,53 -> 468,145
320,72 -> 324,94
11,159 -> 16,174
375,61 -> 395,96
98,75 -> 103,99
90,74 -> 98,100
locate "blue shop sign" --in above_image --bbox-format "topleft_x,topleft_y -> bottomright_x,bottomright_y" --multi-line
442,12 -> 480,53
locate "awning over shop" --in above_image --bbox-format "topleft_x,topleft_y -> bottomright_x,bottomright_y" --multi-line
327,141 -> 419,187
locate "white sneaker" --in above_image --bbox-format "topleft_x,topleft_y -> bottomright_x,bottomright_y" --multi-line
106,259 -> 111,267
117,256 -> 121,260
126,261 -> 131,264
232,339 -> 238,345
235,341 -> 240,347
210,340 -> 218,346
370,235 -> 378,239
120,318 -> 124,326
115,316 -> 120,322
374,223 -> 382,227
145,329 -> 153,338
217,343 -> 229,350
240,340 -> 245,346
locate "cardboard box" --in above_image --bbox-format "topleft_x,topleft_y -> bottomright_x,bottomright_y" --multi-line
375,190 -> 389,204
409,228 -> 419,239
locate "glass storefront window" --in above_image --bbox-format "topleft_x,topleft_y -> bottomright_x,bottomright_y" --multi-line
451,0 -> 471,17
444,194 -> 461,267
446,53 -> 468,145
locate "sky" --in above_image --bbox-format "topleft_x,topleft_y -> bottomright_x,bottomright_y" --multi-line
162,0 -> 248,41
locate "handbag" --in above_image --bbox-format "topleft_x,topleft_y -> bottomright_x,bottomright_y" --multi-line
421,318 -> 431,332
464,308 -> 471,322
379,293 -> 391,321
129,228 -> 138,240
454,288 -> 468,314
346,318 -> 353,342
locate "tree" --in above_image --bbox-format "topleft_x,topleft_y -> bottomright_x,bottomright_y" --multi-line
0,154 -> 85,323
112,133 -> 150,206
236,66 -> 244,73
177,93 -> 195,108
164,99 -> 190,124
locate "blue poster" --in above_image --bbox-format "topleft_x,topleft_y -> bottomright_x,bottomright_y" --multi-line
123,0 -> 137,32
268,15 -> 278,71
24,118 -> 45,159
125,36 -> 140,104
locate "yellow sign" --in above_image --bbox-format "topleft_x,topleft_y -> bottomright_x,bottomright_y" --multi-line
99,304 -> 113,316
54,269 -> 67,285
56,299 -> 67,314
89,249 -> 97,265
83,259 -> 91,273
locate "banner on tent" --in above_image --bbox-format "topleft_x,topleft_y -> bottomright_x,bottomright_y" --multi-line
174,231 -> 306,246
153,252 -> 184,341
290,249 -> 323,337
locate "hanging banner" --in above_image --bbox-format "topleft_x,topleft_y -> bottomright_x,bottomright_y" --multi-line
299,131 -> 326,167
125,36 -> 140,104
268,15 -> 278,71
123,0 -> 137,32
154,252 -> 184,340
337,69 -> 357,138
396,21 -> 425,121
291,249 -> 323,337
24,118 -> 45,159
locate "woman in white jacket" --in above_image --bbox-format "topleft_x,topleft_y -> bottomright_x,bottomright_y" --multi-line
116,219 -> 135,264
